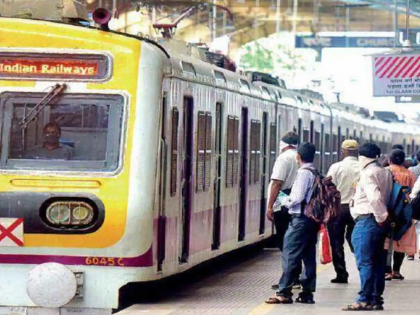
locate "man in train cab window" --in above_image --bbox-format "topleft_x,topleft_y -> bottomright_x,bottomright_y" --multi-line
326,140 -> 360,284
266,131 -> 300,290
24,122 -> 74,160
265,143 -> 319,305
343,143 -> 392,311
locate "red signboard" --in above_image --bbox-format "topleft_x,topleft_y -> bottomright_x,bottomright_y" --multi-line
0,52 -> 110,81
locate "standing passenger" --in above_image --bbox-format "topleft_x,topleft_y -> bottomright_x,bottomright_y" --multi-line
409,151 -> 420,180
385,150 -> 417,273
343,143 -> 393,311
267,131 -> 300,290
266,143 -> 319,305
326,140 -> 360,284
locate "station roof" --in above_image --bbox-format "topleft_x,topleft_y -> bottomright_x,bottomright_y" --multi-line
86,0 -> 420,53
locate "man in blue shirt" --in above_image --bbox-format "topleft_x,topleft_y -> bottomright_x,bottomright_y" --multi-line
266,142 -> 319,305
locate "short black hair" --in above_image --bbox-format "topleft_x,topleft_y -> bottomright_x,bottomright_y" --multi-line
298,142 -> 316,163
43,122 -> 61,135
359,143 -> 381,159
389,149 -> 405,166
416,150 -> 420,162
392,144 -> 404,151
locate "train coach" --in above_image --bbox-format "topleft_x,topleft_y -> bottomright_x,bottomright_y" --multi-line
0,11 -> 419,315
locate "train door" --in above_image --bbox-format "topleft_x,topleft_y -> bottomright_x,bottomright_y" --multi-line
238,107 -> 248,241
259,112 -> 268,235
180,96 -> 193,263
157,93 -> 168,272
212,103 -> 223,250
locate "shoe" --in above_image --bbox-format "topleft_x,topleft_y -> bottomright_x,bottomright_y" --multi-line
331,277 -> 348,284
408,255 -> 414,261
271,284 -> 279,290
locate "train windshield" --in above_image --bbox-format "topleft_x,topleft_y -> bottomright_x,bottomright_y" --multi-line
0,93 -> 124,172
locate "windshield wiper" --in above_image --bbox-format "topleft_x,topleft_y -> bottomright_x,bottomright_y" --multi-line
19,83 -> 67,129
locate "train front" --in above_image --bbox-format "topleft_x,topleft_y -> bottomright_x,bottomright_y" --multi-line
0,17 -> 161,314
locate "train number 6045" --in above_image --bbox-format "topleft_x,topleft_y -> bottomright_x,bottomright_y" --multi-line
85,257 -> 125,266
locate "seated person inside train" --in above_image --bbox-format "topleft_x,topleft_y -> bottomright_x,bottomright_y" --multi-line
24,122 -> 74,160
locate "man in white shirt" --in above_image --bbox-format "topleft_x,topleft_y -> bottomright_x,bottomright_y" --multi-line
327,140 -> 360,284
267,131 -> 299,290
344,143 -> 393,311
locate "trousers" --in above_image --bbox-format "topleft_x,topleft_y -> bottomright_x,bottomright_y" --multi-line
385,251 -> 405,273
352,215 -> 387,306
327,204 -> 355,279
277,215 -> 319,299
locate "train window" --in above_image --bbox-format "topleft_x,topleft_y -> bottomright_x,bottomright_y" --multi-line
250,120 -> 261,184
303,128 -> 310,142
346,128 -> 350,139
407,144 -> 412,157
324,133 -> 331,171
412,140 -> 415,155
269,123 -> 277,174
310,121 -> 314,142
181,62 -> 196,75
333,134 -> 338,163
298,119 -> 302,141
314,131 -> 321,169
226,116 -> 239,187
170,108 -> 179,196
416,145 -> 420,154
360,131 -> 364,144
196,111 -> 212,192
2,93 -> 124,171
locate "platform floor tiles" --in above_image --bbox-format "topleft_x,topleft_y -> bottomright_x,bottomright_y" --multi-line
119,248 -> 420,315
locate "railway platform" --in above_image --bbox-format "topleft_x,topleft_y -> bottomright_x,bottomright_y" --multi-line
118,247 -> 420,315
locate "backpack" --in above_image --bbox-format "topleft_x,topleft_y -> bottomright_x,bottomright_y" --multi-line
302,169 -> 342,224
386,180 -> 413,242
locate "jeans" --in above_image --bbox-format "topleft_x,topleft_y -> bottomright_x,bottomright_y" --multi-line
352,215 -> 387,306
327,204 -> 355,279
274,208 -> 291,252
277,215 -> 319,299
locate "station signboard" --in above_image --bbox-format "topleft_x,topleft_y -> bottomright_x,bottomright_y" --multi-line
372,53 -> 420,97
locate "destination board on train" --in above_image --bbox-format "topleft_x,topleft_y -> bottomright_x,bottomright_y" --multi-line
0,52 -> 110,81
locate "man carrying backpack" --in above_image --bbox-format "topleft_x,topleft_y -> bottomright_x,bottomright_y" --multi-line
327,140 -> 360,284
343,143 -> 393,311
265,143 -> 319,305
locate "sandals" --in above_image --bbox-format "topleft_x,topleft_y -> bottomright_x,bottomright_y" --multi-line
392,274 -> 405,280
296,296 -> 315,304
265,296 -> 293,304
385,274 -> 393,281
342,303 -> 373,311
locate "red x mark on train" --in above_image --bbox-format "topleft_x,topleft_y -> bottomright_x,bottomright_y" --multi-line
0,218 -> 24,246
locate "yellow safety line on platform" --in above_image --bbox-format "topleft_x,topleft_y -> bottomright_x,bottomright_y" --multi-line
246,260 -> 334,315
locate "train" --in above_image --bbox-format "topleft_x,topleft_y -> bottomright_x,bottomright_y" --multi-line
0,8 -> 419,315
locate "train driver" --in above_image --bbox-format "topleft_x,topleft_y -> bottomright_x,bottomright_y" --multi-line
24,122 -> 74,160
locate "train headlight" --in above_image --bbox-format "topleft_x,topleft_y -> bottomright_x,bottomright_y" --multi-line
47,203 -> 71,225
45,201 -> 94,227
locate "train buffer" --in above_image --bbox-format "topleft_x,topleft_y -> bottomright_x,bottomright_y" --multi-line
117,247 -> 420,314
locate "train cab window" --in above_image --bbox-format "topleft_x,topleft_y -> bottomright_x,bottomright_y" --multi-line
170,108 -> 179,196
214,70 -> 227,83
239,79 -> 251,93
226,116 -> 239,187
250,120 -> 261,184
196,111 -> 212,192
269,123 -> 277,174
2,93 -> 124,171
